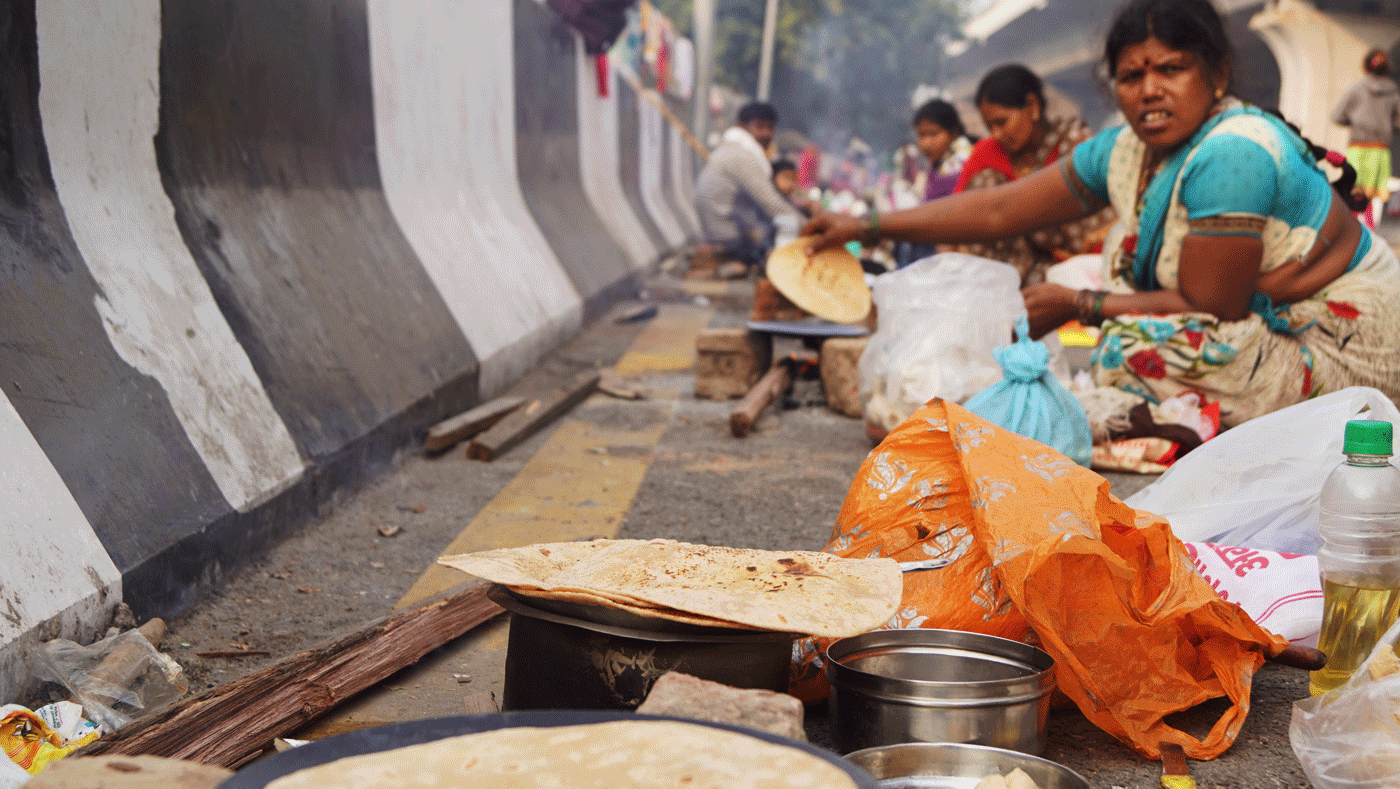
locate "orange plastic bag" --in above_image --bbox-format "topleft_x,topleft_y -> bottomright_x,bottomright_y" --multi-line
791,399 -> 1286,760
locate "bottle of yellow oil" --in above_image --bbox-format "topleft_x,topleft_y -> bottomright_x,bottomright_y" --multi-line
1311,420 -> 1400,695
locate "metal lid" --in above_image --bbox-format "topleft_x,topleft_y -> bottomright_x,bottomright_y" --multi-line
825,629 -> 1054,707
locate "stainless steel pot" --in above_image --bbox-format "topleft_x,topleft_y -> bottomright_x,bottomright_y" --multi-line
844,742 -> 1089,789
825,629 -> 1054,755
490,586 -> 796,711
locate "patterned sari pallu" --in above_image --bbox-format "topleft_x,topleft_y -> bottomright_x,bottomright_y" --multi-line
792,400 -> 1286,760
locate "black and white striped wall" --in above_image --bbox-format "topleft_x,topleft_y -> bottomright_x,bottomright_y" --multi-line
0,0 -> 698,701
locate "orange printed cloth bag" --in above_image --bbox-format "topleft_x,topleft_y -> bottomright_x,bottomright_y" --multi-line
790,399 -> 1287,760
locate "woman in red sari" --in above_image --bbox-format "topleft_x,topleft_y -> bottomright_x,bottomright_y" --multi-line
957,64 -> 1117,284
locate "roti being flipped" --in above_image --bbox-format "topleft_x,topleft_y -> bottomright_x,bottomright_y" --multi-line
439,539 -> 901,638
265,720 -> 860,789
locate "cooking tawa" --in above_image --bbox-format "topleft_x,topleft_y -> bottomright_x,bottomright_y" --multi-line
745,320 -> 869,339
217,711 -> 878,789
765,238 -> 872,324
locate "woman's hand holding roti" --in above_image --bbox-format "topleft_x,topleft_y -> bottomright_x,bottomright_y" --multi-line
801,211 -> 865,255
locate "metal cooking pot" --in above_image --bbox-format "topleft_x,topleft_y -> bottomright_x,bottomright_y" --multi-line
490,586 -> 796,711
825,629 -> 1054,755
844,742 -> 1089,789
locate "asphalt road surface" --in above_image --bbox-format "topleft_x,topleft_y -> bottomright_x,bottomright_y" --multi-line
165,268 -> 1319,788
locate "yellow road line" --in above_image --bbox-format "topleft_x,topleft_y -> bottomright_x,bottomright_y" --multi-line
397,418 -> 669,607
613,304 -> 712,374
397,304 -> 711,608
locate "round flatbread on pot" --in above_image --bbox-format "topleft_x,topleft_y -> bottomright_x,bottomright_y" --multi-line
765,238 -> 871,324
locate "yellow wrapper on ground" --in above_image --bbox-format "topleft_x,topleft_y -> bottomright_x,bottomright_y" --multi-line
790,399 -> 1287,760
0,707 -> 99,776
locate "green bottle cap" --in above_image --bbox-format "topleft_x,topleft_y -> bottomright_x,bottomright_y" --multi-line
1343,420 -> 1394,456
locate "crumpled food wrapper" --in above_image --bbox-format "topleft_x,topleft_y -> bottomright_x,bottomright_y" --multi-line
791,399 -> 1286,760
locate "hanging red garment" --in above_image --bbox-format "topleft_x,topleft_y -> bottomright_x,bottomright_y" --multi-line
595,54 -> 609,97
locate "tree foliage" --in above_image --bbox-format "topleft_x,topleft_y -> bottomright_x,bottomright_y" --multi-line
649,0 -> 964,152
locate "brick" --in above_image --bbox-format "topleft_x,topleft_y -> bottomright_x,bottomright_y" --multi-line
821,336 -> 867,418
636,672 -> 806,741
694,329 -> 772,400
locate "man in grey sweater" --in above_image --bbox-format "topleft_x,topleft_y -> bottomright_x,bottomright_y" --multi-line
694,102 -> 802,265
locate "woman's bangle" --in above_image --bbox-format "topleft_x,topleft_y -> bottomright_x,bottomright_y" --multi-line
861,206 -> 880,247
1076,289 -> 1107,326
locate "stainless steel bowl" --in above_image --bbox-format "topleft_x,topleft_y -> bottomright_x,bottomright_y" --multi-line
826,630 -> 1054,755
844,742 -> 1089,789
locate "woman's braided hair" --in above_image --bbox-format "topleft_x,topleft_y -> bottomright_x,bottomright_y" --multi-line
1264,109 -> 1367,212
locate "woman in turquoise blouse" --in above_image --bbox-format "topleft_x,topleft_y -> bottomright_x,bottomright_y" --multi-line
802,0 -> 1400,429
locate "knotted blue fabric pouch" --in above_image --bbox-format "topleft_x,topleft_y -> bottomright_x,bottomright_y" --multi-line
964,316 -> 1093,467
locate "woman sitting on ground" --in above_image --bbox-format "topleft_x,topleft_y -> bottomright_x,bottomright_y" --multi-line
954,64 -> 1117,285
803,0 -> 1400,429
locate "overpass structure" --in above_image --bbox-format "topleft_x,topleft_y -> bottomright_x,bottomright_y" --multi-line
944,0 -> 1400,158
0,0 -> 701,701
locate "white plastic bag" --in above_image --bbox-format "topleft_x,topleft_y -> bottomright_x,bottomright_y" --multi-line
1291,617 -> 1400,788
1125,387 -> 1400,555
860,253 -> 1025,433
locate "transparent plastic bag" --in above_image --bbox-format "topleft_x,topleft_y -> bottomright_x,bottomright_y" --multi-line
1291,617 -> 1400,787
860,253 -> 1025,433
30,629 -> 187,733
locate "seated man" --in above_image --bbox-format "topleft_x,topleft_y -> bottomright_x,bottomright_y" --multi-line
694,102 -> 802,265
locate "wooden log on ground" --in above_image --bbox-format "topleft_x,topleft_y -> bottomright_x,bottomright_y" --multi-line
467,371 -> 600,461
729,365 -> 792,438
423,396 -> 526,452
76,583 -> 503,768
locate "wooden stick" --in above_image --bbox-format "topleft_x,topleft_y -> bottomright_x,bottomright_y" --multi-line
423,396 -> 526,452
77,583 -> 503,768
1268,644 -> 1327,671
729,365 -> 791,438
467,371 -> 600,461
618,70 -> 709,161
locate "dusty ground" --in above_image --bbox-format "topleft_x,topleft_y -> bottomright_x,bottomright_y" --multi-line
143,259 -> 1331,788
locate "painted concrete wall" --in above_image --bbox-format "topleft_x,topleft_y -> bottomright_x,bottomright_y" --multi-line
367,0 -> 579,398
513,0 -> 637,322
575,41 -> 660,270
616,77 -> 672,253
0,0 -> 696,703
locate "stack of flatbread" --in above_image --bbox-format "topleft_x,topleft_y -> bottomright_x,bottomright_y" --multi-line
439,539 -> 901,638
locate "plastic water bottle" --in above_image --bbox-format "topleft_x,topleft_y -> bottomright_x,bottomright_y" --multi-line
1310,420 -> 1400,695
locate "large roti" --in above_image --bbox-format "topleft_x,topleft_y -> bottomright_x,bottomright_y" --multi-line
265,720 -> 859,789
765,238 -> 871,324
440,539 -> 901,638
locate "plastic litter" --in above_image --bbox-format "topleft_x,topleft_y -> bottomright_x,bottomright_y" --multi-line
30,626 -> 187,734
0,701 -> 100,785
1125,387 -> 1400,555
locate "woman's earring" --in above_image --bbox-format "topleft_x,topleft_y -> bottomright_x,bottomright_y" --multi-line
1214,88 -> 1224,100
